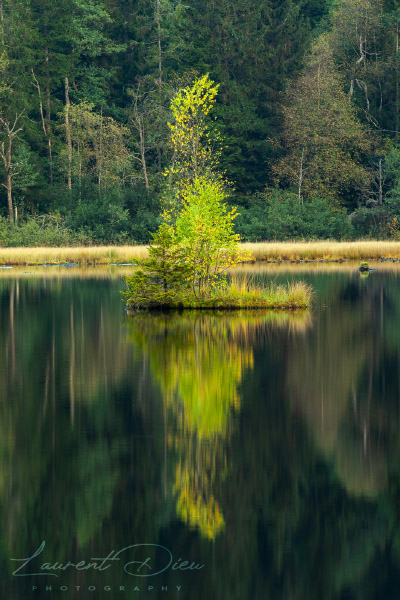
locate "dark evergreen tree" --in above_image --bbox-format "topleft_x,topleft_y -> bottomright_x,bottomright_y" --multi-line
177,0 -> 328,196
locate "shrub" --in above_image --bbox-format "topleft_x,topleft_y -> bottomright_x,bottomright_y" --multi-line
0,215 -> 90,247
351,196 -> 400,239
235,190 -> 354,241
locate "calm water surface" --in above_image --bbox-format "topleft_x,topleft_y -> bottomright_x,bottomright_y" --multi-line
1,266 -> 400,599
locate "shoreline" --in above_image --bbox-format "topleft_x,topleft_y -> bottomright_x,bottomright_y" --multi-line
0,260 -> 399,280
1,241 -> 400,265
126,305 -> 309,312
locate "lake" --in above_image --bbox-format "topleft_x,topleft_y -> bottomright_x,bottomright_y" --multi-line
1,263 -> 400,599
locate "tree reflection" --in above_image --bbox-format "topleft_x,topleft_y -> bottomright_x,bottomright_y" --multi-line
288,275 -> 397,498
127,310 -> 311,540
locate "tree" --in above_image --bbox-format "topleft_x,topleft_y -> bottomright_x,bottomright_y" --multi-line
382,2 -> 400,137
351,147 -> 400,238
127,80 -> 172,193
60,101 -> 131,193
170,177 -> 249,298
178,0 -> 328,193
273,37 -> 373,203
329,0 -> 400,136
0,113 -> 24,222
125,76 -> 250,307
125,175 -> 250,306
165,73 -> 222,192
0,0 -> 126,211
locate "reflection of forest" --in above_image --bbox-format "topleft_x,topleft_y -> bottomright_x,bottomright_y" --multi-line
0,279 -> 131,554
288,274 -> 400,497
2,274 -> 400,599
0,278 -> 174,598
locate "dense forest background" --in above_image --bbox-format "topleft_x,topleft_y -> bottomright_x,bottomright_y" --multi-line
1,0 -> 400,244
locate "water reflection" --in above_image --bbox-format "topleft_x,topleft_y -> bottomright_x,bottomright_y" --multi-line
288,275 -> 395,498
2,272 -> 400,598
127,311 -> 310,540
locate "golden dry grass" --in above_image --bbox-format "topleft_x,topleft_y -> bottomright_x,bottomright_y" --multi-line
227,273 -> 313,308
1,240 -> 400,265
242,240 -> 400,261
0,245 -> 149,265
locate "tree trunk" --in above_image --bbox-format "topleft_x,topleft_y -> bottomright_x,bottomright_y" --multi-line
396,23 -> 399,139
0,0 -> 4,46
157,144 -> 162,171
98,106 -> 103,194
155,0 -> 162,84
0,114 -> 23,224
44,46 -> 53,184
64,77 -> 72,190
138,117 -> 149,193
6,169 -> 13,222
3,138 -> 14,222
32,68 -> 56,190
298,147 -> 305,203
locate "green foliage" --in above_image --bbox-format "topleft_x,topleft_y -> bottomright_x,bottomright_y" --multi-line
123,185 -> 162,243
124,76 -> 255,308
60,101 -> 131,189
236,190 -> 354,241
351,198 -> 400,239
178,0 -> 327,192
0,214 -> 89,247
58,180 -> 131,243
124,221 -> 190,308
173,178 -> 251,296
329,0 -> 390,131
125,177 -> 252,306
351,148 -> 400,238
273,37 -> 373,203
2,0 -> 400,243
124,269 -> 176,309
165,74 -> 221,188
12,144 -> 39,197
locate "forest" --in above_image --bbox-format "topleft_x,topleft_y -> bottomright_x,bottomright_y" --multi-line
1,0 -> 400,245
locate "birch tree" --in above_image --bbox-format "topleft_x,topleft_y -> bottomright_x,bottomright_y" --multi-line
60,102 -> 131,193
273,38 -> 372,201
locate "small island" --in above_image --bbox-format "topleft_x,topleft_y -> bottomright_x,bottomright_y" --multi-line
123,76 -> 312,311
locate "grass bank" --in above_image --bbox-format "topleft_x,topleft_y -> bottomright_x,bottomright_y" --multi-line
242,240 -> 400,261
0,245 -> 149,265
124,279 -> 313,310
2,240 -> 400,266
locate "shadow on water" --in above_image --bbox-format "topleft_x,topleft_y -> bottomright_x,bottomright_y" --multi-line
1,271 -> 400,598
